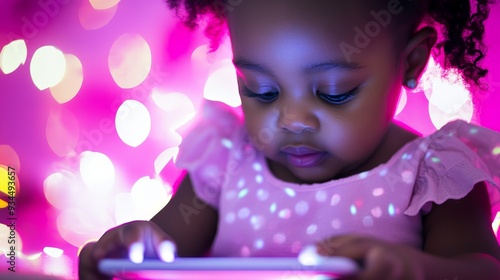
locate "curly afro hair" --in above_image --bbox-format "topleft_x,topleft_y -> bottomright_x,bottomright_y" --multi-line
165,0 -> 494,89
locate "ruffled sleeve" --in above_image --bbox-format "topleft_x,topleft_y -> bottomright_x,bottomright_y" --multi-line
175,101 -> 244,209
405,120 -> 500,218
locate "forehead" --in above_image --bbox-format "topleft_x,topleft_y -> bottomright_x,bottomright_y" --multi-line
227,0 -> 374,35
226,0 -> 405,63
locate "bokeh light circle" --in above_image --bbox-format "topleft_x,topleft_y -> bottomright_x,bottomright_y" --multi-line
0,145 -> 20,171
46,108 -> 80,157
0,223 -> 22,256
115,100 -> 151,147
203,61 -> 241,107
30,46 -> 66,90
49,54 -> 84,104
154,147 -> 179,175
57,207 -> 114,247
0,39 -> 27,74
79,151 -> 115,193
43,247 -> 64,258
43,171 -> 81,210
395,88 -> 408,116
152,90 -> 196,130
427,76 -> 473,129
89,0 -> 121,10
130,176 -> 172,220
109,34 -> 152,89
79,0 -> 118,30
428,101 -> 474,130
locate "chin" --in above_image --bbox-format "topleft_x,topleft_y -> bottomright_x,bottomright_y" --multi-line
288,167 -> 340,185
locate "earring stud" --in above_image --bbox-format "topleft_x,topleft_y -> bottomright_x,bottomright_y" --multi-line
406,79 -> 417,89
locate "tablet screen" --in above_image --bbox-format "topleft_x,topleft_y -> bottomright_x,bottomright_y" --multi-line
99,257 -> 359,280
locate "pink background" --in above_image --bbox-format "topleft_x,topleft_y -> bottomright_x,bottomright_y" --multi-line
0,0 -> 499,278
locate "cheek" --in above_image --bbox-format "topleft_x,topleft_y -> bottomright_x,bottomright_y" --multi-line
323,122 -> 378,159
242,103 -> 278,150
320,100 -> 391,160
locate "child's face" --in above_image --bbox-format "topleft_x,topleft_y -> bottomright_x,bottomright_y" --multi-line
227,0 -> 409,183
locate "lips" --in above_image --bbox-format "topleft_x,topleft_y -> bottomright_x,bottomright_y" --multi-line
280,145 -> 327,168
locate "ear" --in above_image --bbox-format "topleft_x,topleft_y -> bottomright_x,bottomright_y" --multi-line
403,27 -> 437,87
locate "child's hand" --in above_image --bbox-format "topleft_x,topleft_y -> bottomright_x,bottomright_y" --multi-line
78,220 -> 176,280
316,235 -> 424,280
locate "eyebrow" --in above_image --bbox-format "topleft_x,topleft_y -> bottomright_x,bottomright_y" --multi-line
233,57 -> 363,75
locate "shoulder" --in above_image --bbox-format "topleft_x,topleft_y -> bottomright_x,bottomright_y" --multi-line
176,101 -> 245,171
379,120 -> 500,218
175,101 -> 247,208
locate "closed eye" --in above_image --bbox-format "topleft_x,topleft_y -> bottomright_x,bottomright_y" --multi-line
317,87 -> 360,105
241,86 -> 279,103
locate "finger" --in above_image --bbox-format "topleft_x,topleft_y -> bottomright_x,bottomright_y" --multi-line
118,222 -> 148,263
355,246 -> 398,280
332,242 -> 404,280
317,235 -> 372,259
157,240 -> 176,262
146,222 -> 177,262
92,221 -> 146,262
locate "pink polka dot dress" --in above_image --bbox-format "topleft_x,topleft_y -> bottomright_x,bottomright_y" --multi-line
176,101 -> 500,257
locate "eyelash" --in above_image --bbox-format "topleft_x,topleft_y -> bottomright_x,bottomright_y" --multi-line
241,87 -> 279,103
317,87 -> 361,105
241,86 -> 360,105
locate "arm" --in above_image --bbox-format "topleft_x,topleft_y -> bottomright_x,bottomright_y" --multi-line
418,181 -> 500,279
317,182 -> 500,280
150,172 -> 219,257
79,172 -> 218,279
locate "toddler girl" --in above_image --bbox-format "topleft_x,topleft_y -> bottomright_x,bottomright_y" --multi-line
80,0 -> 500,279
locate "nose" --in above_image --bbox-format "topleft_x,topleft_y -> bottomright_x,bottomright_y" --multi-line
277,104 -> 319,134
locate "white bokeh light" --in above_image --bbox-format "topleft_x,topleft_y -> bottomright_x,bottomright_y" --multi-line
44,171 -> 81,210
493,211 -> 500,236
79,151 -> 115,193
418,57 -> 442,98
154,147 -> 179,175
190,41 -> 233,73
49,54 -> 84,104
89,0 -> 121,10
57,206 -> 115,248
109,33 -> 152,89
30,46 -> 66,90
395,88 -> 408,116
46,108 -> 80,157
427,75 -> 473,129
428,79 -> 471,114
204,61 -> 241,107
0,39 -> 27,74
0,223 -> 22,257
43,247 -> 64,258
41,253 -> 72,277
115,100 -> 151,147
152,90 -> 196,130
79,0 -> 118,30
130,176 -> 173,220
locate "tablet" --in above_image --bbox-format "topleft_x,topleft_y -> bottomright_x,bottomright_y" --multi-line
99,257 -> 359,280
